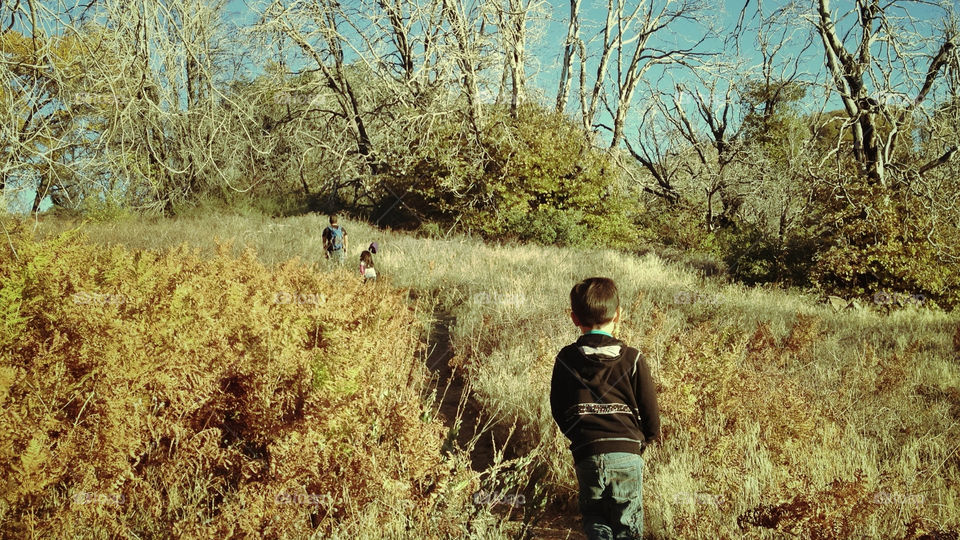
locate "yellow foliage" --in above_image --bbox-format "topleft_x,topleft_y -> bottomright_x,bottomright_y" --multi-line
0,227 -> 454,537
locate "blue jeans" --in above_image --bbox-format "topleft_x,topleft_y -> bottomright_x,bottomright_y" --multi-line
574,452 -> 644,540
327,248 -> 345,265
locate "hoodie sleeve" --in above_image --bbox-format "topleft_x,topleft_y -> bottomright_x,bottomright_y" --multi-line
550,355 -> 570,434
633,350 -> 660,444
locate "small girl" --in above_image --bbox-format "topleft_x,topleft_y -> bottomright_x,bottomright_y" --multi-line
359,249 -> 377,282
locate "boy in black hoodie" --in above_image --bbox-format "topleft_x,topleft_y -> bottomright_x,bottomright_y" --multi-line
550,277 -> 660,540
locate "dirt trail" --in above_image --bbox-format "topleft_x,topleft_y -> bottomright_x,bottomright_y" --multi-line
424,309 -> 585,539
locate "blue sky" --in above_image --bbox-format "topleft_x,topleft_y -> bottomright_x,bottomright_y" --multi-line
218,0 -> 950,118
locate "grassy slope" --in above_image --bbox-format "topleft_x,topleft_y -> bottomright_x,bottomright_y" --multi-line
34,212 -> 960,539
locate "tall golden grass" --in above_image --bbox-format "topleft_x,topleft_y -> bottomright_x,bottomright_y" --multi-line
22,212 -> 960,538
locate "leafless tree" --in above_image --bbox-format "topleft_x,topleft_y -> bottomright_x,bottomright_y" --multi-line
624,0 -> 817,235
607,1 -> 708,149
624,100 -> 683,204
811,0 -> 957,188
628,73 -> 747,229
566,0 -> 708,147
733,1 -> 818,242
491,0 -> 545,116
263,0 -> 383,181
0,1 -> 102,212
0,0 -> 267,215
556,0 -> 581,114
440,0 -> 496,140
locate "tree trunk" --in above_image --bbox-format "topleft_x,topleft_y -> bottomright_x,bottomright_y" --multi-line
556,0 -> 580,113
506,0 -> 526,117
584,0 -> 615,133
442,0 -> 483,142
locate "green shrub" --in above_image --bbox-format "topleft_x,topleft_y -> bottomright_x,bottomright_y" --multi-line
178,190 -> 313,218
378,103 -> 635,249
810,184 -> 960,308
79,192 -> 129,222
719,225 -> 817,287
416,221 -> 443,239
636,201 -> 713,251
504,207 -> 587,247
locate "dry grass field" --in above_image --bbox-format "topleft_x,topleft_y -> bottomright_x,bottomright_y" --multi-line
4,211 -> 960,539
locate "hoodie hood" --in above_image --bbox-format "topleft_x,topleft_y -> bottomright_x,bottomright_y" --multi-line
575,333 -> 626,366
570,334 -> 627,379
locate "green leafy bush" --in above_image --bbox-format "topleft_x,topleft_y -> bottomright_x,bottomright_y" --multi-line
378,103 -> 637,249
810,184 -> 960,308
719,225 -> 817,287
503,207 -> 587,247
78,192 -> 130,222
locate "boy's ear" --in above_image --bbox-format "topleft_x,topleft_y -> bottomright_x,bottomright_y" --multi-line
570,311 -> 581,328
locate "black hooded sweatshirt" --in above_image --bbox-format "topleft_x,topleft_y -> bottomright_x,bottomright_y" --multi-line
550,332 -> 660,462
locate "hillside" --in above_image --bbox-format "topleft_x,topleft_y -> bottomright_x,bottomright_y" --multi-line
4,212 -> 960,538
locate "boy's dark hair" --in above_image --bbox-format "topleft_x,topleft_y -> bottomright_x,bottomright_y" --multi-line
570,277 -> 620,328
360,250 -> 374,267
329,214 -> 339,225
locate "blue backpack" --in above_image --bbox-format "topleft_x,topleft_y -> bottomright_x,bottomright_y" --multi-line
325,225 -> 344,251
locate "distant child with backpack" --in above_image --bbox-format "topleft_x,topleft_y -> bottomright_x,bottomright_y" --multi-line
323,214 -> 348,265
550,277 -> 660,539
359,242 -> 378,282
